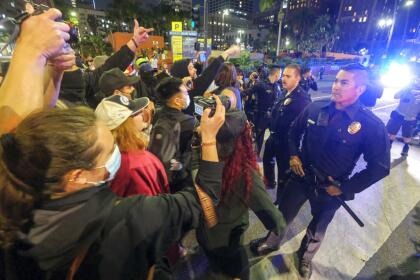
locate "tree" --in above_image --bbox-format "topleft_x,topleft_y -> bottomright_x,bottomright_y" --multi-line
259,0 -> 276,12
80,34 -> 113,57
308,15 -> 339,53
285,8 -> 317,48
87,14 -> 99,34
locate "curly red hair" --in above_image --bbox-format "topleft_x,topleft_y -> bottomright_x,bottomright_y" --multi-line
221,122 -> 260,202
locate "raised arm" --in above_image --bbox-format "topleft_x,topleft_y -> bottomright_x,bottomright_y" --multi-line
0,9 -> 70,134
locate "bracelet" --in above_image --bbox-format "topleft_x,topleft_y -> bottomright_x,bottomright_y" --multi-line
131,38 -> 139,48
201,140 -> 217,147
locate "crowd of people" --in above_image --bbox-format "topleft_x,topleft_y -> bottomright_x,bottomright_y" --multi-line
0,7 -> 418,280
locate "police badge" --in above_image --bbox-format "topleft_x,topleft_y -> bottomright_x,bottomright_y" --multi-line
284,98 -> 292,106
348,121 -> 362,134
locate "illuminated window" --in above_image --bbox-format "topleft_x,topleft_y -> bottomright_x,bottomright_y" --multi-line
352,18 -> 356,22
353,12 -> 357,16
363,17 -> 367,22
348,6 -> 352,11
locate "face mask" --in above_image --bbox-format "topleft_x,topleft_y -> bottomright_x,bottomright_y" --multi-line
184,94 -> 191,108
88,145 -> 121,186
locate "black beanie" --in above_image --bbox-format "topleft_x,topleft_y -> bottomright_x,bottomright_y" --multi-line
170,59 -> 191,78
60,69 -> 87,105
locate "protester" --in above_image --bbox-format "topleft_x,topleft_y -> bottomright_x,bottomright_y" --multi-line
195,111 -> 286,279
170,45 -> 241,115
386,77 -> 420,156
0,9 -> 226,280
96,68 -> 140,100
149,77 -> 196,192
95,95 -> 169,196
207,62 -> 243,110
63,20 -> 152,108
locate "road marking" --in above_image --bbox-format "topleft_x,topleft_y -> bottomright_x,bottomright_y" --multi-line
312,95 -> 331,100
372,103 -> 399,111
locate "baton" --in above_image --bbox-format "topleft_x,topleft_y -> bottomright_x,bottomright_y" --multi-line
309,165 -> 365,227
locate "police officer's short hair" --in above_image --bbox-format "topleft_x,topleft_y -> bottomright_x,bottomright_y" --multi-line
341,63 -> 368,86
269,65 -> 281,76
285,64 -> 301,77
301,66 -> 311,74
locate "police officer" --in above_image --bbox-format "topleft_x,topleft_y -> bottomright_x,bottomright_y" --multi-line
243,66 -> 282,154
299,66 -> 318,95
263,64 -> 311,200
251,64 -> 390,279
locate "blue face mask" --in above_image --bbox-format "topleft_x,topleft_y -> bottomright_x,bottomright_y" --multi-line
89,145 -> 121,186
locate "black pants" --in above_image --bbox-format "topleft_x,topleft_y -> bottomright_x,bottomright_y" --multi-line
278,177 -> 340,262
204,246 -> 250,280
263,135 -> 290,200
255,115 -> 270,154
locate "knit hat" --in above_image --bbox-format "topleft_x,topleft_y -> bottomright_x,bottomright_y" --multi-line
59,69 -> 86,104
95,95 -> 150,130
170,59 -> 191,78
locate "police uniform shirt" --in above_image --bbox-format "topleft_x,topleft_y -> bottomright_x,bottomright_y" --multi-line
270,86 -> 311,138
252,80 -> 282,114
289,100 -> 390,199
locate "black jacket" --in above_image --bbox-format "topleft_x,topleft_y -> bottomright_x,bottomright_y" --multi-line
289,100 -> 390,200
2,161 -> 223,280
85,45 -> 136,108
270,86 -> 311,141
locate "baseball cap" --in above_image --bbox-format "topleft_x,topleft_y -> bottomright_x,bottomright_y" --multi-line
139,63 -> 156,75
95,95 -> 150,130
99,68 -> 140,96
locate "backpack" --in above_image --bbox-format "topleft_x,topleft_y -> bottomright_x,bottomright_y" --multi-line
148,114 -> 193,188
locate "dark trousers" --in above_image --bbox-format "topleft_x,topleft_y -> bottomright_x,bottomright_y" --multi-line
263,135 -> 290,200
255,115 -> 271,154
204,246 -> 250,280
278,177 -> 340,262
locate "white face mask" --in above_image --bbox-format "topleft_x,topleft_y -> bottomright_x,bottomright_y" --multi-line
88,145 -> 121,186
184,94 -> 191,108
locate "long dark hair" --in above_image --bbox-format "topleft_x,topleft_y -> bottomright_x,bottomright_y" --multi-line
0,107 -> 101,250
215,62 -> 239,89
221,122 -> 259,202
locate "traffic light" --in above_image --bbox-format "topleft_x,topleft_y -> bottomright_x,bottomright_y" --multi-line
192,5 -> 200,29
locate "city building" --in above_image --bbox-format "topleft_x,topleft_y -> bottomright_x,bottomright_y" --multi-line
162,0 -> 192,13
74,7 -> 109,36
207,0 -> 254,49
208,0 -> 253,19
288,0 -> 321,11
336,0 -> 419,54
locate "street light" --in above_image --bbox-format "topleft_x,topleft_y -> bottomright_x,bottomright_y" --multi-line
222,9 -> 229,47
405,0 -> 414,6
236,37 -> 241,44
378,18 -> 393,28
70,11 -> 77,17
238,29 -> 244,44
403,1 -> 415,41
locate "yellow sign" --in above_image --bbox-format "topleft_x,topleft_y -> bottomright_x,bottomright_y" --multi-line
172,36 -> 183,62
172,22 -> 183,32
